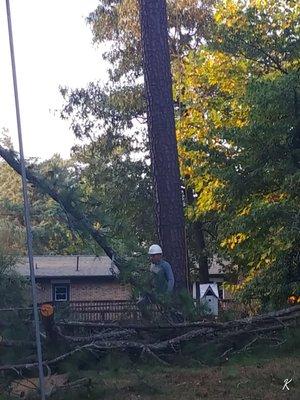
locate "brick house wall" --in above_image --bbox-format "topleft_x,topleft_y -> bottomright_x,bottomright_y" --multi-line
36,278 -> 132,303
36,282 -> 52,303
70,281 -> 131,301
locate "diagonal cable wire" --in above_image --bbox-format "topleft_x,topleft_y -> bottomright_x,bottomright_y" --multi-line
5,1 -> 46,399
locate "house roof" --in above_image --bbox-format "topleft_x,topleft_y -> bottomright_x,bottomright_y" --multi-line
208,255 -> 230,275
16,254 -> 227,279
16,255 -> 118,278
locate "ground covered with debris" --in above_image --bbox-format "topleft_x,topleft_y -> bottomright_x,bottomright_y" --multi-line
50,354 -> 299,400
1,308 -> 299,399
2,327 -> 298,400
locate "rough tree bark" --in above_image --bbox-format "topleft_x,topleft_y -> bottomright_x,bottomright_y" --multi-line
139,0 -> 188,290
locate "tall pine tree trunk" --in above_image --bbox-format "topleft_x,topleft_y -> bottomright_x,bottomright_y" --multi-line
139,0 -> 188,290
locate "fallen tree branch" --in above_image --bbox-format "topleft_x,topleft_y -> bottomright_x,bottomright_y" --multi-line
0,341 -> 151,372
142,347 -> 170,366
0,320 -> 298,371
220,347 -> 234,359
0,145 -> 126,271
1,306 -> 299,372
59,329 -> 136,343
57,320 -> 224,331
58,305 -> 300,332
0,343 -> 94,371
0,338 -> 36,348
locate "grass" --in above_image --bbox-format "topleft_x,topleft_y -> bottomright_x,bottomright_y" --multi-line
49,354 -> 299,400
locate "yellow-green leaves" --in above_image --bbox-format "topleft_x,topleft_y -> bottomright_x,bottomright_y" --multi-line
174,0 -> 300,307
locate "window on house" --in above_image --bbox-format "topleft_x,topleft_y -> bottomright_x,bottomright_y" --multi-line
52,284 -> 70,302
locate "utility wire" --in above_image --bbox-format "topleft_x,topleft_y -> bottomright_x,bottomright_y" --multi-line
5,1 -> 46,399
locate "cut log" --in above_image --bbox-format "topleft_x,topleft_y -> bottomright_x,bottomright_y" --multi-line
40,303 -> 59,342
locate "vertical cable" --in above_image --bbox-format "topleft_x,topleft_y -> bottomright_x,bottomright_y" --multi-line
5,1 -> 46,399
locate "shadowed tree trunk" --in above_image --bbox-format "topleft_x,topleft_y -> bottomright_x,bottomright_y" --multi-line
186,186 -> 210,283
139,0 -> 188,290
292,88 -> 300,168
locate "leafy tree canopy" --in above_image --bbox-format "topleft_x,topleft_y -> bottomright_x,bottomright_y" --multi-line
176,0 -> 300,308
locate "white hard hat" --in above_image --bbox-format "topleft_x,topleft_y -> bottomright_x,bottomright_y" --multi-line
148,244 -> 163,255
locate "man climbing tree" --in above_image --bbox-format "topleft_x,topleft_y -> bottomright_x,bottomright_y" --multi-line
139,0 -> 188,290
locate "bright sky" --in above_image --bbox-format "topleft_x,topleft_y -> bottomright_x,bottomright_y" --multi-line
0,0 -> 108,160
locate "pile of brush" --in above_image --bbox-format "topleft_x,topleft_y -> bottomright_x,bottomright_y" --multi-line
1,305 -> 299,372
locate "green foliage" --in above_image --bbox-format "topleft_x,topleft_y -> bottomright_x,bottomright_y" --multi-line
60,81 -> 155,257
0,247 -> 33,367
235,253 -> 300,311
59,0 -> 218,277
0,250 -> 27,308
0,153 -> 97,256
72,136 -> 154,256
175,289 -> 209,320
176,0 -> 300,308
88,0 -> 215,83
59,0 -> 300,307
60,83 -> 146,135
212,0 -> 300,72
1,0 -> 298,310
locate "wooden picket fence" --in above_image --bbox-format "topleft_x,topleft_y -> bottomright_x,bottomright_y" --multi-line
53,300 -> 141,322
49,299 -> 236,322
